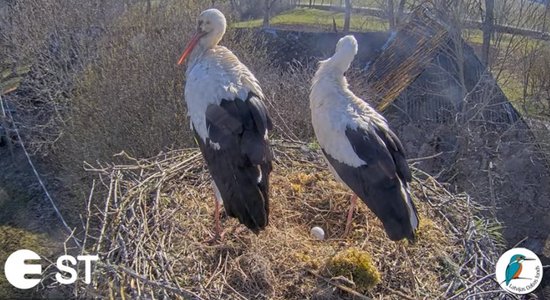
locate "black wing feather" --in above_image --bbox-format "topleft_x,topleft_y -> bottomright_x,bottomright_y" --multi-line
205,105 -> 243,145
324,123 -> 418,241
247,95 -> 273,133
197,92 -> 272,233
379,128 -> 411,182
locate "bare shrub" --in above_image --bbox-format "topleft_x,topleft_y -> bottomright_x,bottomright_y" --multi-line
56,1 -> 201,166
258,62 -> 316,141
524,45 -> 550,117
1,0 -> 109,153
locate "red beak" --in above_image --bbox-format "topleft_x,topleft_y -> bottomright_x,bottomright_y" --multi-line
177,32 -> 205,65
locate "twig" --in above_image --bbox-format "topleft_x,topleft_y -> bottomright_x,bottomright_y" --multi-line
81,180 -> 95,251
382,287 -> 416,300
407,151 -> 444,163
102,263 -> 203,299
306,269 -> 372,300
447,273 -> 497,300
463,290 -> 507,299
511,236 -> 528,248
95,171 -> 116,254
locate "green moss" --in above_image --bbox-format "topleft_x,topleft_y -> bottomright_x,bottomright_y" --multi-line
294,252 -> 321,269
0,226 -> 51,298
415,216 -> 438,241
326,248 -> 380,292
0,226 -> 48,253
307,141 -> 320,151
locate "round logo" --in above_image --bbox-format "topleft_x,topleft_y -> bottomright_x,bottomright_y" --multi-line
4,249 -> 42,289
495,248 -> 543,294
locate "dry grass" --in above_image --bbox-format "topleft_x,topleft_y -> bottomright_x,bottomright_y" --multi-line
66,141 -> 505,299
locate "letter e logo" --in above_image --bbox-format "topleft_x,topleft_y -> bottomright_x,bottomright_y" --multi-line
4,249 -> 42,289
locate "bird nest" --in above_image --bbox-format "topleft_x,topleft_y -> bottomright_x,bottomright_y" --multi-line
74,141 -> 505,299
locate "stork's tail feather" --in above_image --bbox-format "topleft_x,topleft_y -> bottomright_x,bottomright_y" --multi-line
403,183 -> 420,242
223,164 -> 270,233
365,180 -> 419,242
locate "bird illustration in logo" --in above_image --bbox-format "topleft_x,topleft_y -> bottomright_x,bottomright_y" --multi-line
504,254 -> 535,285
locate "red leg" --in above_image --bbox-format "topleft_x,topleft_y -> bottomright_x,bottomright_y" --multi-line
344,194 -> 357,237
204,197 -> 224,244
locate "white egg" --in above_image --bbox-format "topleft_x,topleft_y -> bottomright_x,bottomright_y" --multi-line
310,226 -> 325,240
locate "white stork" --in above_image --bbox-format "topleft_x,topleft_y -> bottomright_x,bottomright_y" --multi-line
309,35 -> 419,241
177,9 -> 272,240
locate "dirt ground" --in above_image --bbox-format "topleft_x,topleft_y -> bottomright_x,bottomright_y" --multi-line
0,144 -> 67,298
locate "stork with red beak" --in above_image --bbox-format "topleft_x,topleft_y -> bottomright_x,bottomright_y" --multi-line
178,9 -> 273,240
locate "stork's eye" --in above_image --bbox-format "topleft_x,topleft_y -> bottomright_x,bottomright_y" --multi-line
205,21 -> 210,25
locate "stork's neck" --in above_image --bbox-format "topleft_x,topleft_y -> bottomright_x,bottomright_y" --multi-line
187,44 -> 207,71
312,57 -> 353,97
186,44 -> 223,76
312,48 -> 356,88
326,49 -> 355,74
186,31 -> 224,72
310,53 -> 363,113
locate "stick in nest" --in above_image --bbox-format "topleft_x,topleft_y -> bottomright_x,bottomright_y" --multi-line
305,268 -> 373,300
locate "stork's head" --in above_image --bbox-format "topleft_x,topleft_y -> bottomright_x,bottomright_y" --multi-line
329,35 -> 358,73
335,35 -> 358,57
177,9 -> 227,65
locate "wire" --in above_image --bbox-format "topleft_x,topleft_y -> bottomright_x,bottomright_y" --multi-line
0,95 -> 81,248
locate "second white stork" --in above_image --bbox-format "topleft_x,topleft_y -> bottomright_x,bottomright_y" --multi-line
177,9 -> 272,240
309,35 -> 419,241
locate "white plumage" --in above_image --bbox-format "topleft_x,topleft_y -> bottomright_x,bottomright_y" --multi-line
185,46 -> 264,142
309,35 -> 419,241
311,36 -> 389,169
178,9 -> 272,240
